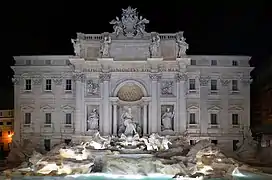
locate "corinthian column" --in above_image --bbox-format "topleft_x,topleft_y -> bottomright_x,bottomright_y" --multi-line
99,73 -> 111,135
73,72 -> 84,135
175,73 -> 187,133
149,73 -> 161,133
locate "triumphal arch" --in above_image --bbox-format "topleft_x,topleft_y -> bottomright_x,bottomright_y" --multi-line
70,6 -> 189,138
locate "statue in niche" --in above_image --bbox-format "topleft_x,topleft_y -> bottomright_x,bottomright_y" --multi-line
87,108 -> 99,131
110,16 -> 124,37
161,107 -> 175,131
87,80 -> 99,95
99,35 -> 112,57
176,32 -> 189,57
149,33 -> 160,58
118,107 -> 141,137
161,81 -> 173,95
71,39 -> 81,56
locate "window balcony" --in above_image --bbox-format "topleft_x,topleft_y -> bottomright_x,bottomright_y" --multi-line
186,124 -> 200,134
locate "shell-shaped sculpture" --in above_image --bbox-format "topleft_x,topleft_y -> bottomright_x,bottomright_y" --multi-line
117,84 -> 144,102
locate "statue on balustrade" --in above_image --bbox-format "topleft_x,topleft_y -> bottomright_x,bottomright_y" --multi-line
71,39 -> 81,57
176,31 -> 189,57
161,107 -> 175,131
87,108 -> 99,131
118,107 -> 142,137
99,35 -> 112,57
149,33 -> 160,58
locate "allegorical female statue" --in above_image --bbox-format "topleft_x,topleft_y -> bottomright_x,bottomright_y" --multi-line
120,107 -> 137,136
99,35 -> 112,57
149,33 -> 160,57
87,108 -> 99,131
161,107 -> 174,130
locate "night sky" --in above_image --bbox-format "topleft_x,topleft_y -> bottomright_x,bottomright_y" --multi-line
1,1 -> 271,109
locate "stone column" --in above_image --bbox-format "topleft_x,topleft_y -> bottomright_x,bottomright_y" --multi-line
99,73 -> 111,135
149,73 -> 161,133
112,103 -> 118,135
143,103 -> 148,135
73,72 -> 84,135
175,73 -> 187,133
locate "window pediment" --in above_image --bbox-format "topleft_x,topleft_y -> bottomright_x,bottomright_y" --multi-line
187,105 -> 199,112
40,104 -> 54,112
61,105 -> 74,113
208,105 -> 222,112
21,105 -> 34,112
228,106 -> 243,112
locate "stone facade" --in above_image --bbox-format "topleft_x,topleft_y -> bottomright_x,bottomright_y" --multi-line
12,7 -> 253,151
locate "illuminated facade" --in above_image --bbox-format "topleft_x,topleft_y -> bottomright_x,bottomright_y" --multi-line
0,110 -> 14,151
12,7 -> 253,151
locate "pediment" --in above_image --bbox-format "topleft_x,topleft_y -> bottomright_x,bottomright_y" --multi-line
21,105 -> 34,112
228,106 -> 243,111
208,105 -> 222,111
61,105 -> 75,112
187,105 -> 199,111
40,104 -> 54,111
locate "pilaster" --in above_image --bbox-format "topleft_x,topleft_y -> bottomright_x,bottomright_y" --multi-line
220,79 -> 230,133
199,76 -> 210,134
12,76 -> 21,142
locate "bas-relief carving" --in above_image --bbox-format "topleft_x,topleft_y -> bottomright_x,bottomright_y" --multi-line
161,105 -> 175,131
161,81 -> 174,95
176,31 -> 189,57
149,33 -> 161,58
110,6 -> 149,38
199,76 -> 210,86
32,75 -> 43,85
118,107 -> 141,136
52,77 -> 63,85
86,80 -> 100,95
87,106 -> 100,131
99,34 -> 112,57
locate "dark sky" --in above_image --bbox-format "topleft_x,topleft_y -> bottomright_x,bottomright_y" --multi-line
1,1 -> 271,108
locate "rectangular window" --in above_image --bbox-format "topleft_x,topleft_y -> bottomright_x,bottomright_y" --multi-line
189,79 -> 196,90
45,79 -> 52,91
64,139 -> 71,145
210,114 -> 217,124
25,79 -> 32,90
44,139 -> 51,151
0,132 -> 2,137
211,60 -> 217,66
211,80 -> 217,91
6,122 -> 12,125
0,122 -> 3,125
190,60 -> 196,65
65,79 -> 72,91
45,113 -> 51,124
8,131 -> 11,135
232,114 -> 239,125
232,60 -> 238,66
232,80 -> 238,91
189,113 -> 196,124
25,113 -> 31,124
65,113 -> 72,124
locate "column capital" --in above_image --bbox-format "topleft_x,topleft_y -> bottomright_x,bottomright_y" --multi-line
149,73 -> 162,81
199,76 -> 210,86
220,79 -> 230,86
175,73 -> 187,82
52,76 -> 63,85
73,72 -> 85,82
99,73 -> 111,82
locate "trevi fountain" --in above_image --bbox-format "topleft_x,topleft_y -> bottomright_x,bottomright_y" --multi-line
6,6 -> 272,180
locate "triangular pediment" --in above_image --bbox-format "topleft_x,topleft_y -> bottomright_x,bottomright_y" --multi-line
187,105 -> 199,110
228,106 -> 243,111
61,105 -> 74,110
40,104 -> 54,110
208,105 -> 222,111
21,105 -> 34,112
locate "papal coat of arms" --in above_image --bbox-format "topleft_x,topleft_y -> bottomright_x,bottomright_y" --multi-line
110,6 -> 149,37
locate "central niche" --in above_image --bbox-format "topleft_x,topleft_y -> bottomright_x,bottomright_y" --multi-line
117,83 -> 144,102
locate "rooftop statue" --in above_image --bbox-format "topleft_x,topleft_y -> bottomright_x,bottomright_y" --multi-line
110,6 -> 149,37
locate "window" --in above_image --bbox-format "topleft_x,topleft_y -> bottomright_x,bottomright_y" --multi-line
0,132 -> 2,137
189,79 -> 196,90
189,113 -> 196,124
25,79 -> 32,91
64,139 -> 71,145
8,131 -> 11,135
211,60 -> 217,66
190,140 -> 196,145
45,113 -> 51,124
26,60 -> 31,65
44,139 -> 51,151
232,60 -> 238,66
232,80 -> 238,91
190,60 -> 196,65
45,79 -> 52,91
0,122 -> 3,125
211,80 -> 217,91
232,114 -> 239,125
45,60 -> 51,65
210,114 -> 217,124
25,113 -> 31,124
0,112 -> 2,116
65,113 -> 72,124
6,122 -> 12,125
211,140 -> 218,145
65,79 -> 72,91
